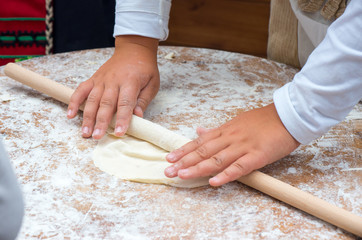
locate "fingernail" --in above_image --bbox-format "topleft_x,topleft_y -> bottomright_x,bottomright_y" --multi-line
210,176 -> 218,181
115,125 -> 126,135
93,129 -> 101,137
82,126 -> 89,134
115,126 -> 123,135
209,176 -> 220,185
165,166 -> 176,177
167,152 -> 176,162
67,109 -> 73,117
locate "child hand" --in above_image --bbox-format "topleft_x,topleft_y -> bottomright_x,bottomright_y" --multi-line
67,36 -> 160,139
165,104 -> 300,186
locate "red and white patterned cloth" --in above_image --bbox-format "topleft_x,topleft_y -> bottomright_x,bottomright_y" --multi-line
0,0 -> 47,65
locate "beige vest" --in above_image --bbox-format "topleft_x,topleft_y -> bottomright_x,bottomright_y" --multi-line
267,0 -> 347,68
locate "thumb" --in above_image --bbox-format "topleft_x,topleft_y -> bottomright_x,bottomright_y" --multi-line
134,79 -> 159,117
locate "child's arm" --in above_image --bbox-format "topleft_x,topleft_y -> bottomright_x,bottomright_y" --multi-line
67,0 -> 171,139
67,35 -> 159,139
273,0 -> 362,145
165,104 -> 300,186
165,0 -> 362,186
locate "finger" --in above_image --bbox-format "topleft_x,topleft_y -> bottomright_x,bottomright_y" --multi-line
92,85 -> 119,139
164,135 -> 228,178
113,85 -> 139,137
133,106 -> 144,118
196,127 -> 213,136
67,81 -> 93,119
133,77 -> 160,118
81,85 -> 104,138
177,145 -> 242,180
209,153 -> 262,186
166,127 -> 222,163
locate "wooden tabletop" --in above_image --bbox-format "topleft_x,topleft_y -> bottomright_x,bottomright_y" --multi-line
0,46 -> 361,239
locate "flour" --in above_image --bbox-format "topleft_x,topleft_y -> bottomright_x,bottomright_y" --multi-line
0,47 -> 360,239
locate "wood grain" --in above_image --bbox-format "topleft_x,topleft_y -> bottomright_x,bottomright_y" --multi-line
4,61 -> 362,237
162,0 -> 270,57
1,47 -> 360,239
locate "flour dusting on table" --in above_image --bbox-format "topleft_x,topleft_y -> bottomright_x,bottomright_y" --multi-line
0,47 -> 360,239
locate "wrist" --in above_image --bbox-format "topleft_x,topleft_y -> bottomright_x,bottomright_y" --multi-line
268,103 -> 301,147
114,35 -> 159,56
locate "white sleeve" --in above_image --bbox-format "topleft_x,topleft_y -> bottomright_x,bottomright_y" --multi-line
113,0 -> 172,41
0,141 -> 24,240
273,0 -> 362,145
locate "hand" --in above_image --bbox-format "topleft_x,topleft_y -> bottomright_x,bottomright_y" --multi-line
164,104 -> 300,186
67,36 -> 160,139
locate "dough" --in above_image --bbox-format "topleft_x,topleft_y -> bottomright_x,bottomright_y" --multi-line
92,115 -> 210,188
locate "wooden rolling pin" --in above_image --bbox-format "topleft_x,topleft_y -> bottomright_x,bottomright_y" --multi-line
4,62 -> 362,237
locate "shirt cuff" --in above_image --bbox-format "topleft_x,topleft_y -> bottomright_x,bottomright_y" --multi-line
113,0 -> 171,41
273,83 -> 317,145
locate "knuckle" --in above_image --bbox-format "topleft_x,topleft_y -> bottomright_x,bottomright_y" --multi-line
118,99 -> 134,108
232,162 -> 247,175
87,93 -> 98,103
137,97 -> 149,109
194,137 -> 203,147
215,127 -> 222,137
211,155 -> 224,168
221,162 -> 247,181
100,98 -> 114,108
222,169 -> 235,179
195,145 -> 209,159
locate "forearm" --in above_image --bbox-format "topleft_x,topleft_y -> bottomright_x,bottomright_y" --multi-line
274,0 -> 362,144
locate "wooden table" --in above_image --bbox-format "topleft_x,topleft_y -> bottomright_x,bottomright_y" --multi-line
0,47 -> 361,239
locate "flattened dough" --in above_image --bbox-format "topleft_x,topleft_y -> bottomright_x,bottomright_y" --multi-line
92,115 -> 210,188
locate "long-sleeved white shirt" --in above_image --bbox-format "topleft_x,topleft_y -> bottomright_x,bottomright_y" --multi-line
113,0 -> 362,145
274,0 -> 362,144
0,140 -> 24,240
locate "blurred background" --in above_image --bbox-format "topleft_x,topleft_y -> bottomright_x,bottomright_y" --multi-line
0,0 -> 269,66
